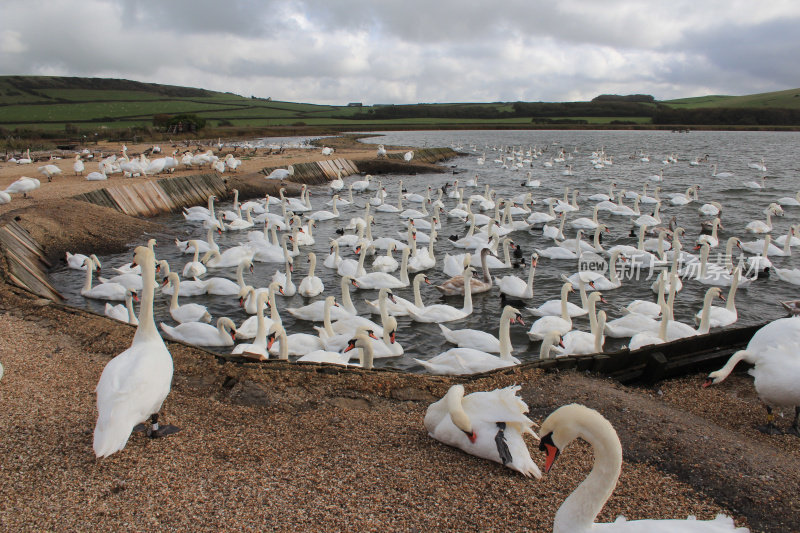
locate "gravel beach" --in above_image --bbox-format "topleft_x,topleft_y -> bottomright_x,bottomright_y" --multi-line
0,137 -> 796,532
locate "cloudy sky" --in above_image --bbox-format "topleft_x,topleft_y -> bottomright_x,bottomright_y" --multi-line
1,0 -> 798,105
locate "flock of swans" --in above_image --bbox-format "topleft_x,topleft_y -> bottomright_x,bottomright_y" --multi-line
41,134 -> 800,531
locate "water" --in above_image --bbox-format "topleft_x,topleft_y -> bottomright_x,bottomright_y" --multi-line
51,129 -> 800,372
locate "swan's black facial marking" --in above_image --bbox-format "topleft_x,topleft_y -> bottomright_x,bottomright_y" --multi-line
495,422 -> 512,466
539,432 -> 560,473
462,429 -> 477,443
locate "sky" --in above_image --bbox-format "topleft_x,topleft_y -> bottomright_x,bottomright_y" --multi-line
1,0 -> 798,105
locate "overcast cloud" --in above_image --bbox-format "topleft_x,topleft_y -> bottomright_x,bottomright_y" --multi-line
0,0 -> 797,105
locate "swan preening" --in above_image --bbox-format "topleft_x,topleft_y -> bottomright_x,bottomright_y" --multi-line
540,404 -> 749,532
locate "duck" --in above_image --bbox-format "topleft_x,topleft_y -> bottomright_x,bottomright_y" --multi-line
408,267 -> 475,323
704,316 -> 800,436
104,289 -> 139,325
93,246 -> 177,457
297,252 -> 324,297
538,404 -> 748,531
439,305 -> 525,354
423,384 -> 541,478
165,273 -> 212,324
160,317 -> 237,347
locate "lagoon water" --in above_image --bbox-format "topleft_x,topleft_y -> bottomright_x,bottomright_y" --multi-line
52,130 -> 800,372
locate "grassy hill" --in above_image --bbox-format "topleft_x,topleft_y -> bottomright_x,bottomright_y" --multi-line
663,88 -> 800,109
0,76 -> 798,137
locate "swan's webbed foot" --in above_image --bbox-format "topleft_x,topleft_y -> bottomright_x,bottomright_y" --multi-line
135,413 -> 181,439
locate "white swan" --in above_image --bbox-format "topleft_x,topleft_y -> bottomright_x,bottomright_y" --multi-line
495,253 -> 537,299
297,252 -> 324,297
104,289 -> 139,325
365,273 -> 429,316
408,267 -> 474,323
354,247 -> 410,290
439,305 -> 524,354
556,294 -> 606,356
424,384 -> 541,478
704,317 -> 800,435
181,241 -> 207,278
165,273 -> 211,324
93,246 -> 177,458
527,282 -> 574,340
629,302 -> 670,350
67,252 -> 101,271
695,268 -> 740,328
231,292 -> 272,360
201,245 -> 255,268
161,316 -> 237,346
539,404 -> 749,532
81,257 -> 127,301
272,257 -> 297,297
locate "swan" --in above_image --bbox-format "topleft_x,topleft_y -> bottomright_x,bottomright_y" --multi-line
704,317 -> 800,435
376,144 -> 387,158
161,317 -> 237,347
625,270 -> 667,318
337,241 -> 369,278
408,268 -> 475,323
570,205 -> 601,231
324,240 -> 343,269
604,307 -> 660,338
694,268 -> 740,328
439,305 -> 524,354
669,186 -> 697,207
711,163 -> 734,178
72,154 -> 85,175
104,289 -> 139,325
745,203 -> 782,234
696,217 -> 722,248
350,174 -> 371,192
297,252 -> 324,297
354,247 -> 410,290
527,282 -> 574,340
225,207 -> 255,231
159,263 -> 207,297
373,244 -> 400,273
495,253 -> 537,298
265,165 -> 294,180
201,245 -> 255,268
181,241 -> 207,278
774,267 -> 800,286
272,257 -> 297,297
231,292 -> 272,361
664,286 -> 723,341
165,273 -> 211,324
66,252 -> 101,271
3,176 -> 40,198
542,212 -> 567,241
80,258 -> 128,301
744,176 -> 767,190
404,150 -> 414,161
319,288 -> 392,343
365,273 -> 429,317
423,384 -> 541,478
628,302 -> 670,350
287,282 -> 354,321
436,247 -> 495,295
556,294 -> 606,356
237,282 -> 281,338
539,404 -> 749,532
308,196 -> 340,221
527,275 -> 593,318
567,250 -> 624,291
365,315 -> 404,358
93,246 -> 177,457
38,164 -> 62,181
777,191 -> 800,207
698,201 -> 723,217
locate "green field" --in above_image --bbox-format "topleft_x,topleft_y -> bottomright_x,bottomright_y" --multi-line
663,88 -> 800,109
0,75 -> 798,136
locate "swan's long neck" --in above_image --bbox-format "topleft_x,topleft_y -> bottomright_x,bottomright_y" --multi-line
400,249 -> 410,285
125,292 -> 138,325
276,327 -> 289,360
169,275 -> 181,310
462,272 -> 474,314
553,415 -> 622,533
253,293 -> 269,347
340,277 -> 355,313
498,308 -> 514,360
593,312 -> 606,353
523,257 -> 536,296
358,339 -> 374,369
83,260 -> 94,291
412,275 -> 425,308
608,253 -> 620,284
307,253 -> 317,277
560,285 -> 571,321
236,261 -> 247,289
726,271 -> 739,312
697,290 -> 717,334
710,350 -> 751,383
134,251 -> 159,342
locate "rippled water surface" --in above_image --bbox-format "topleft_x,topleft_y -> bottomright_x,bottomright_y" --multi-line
52,130 -> 800,371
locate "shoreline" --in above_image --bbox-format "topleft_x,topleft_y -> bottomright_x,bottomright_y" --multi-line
0,134 -> 797,531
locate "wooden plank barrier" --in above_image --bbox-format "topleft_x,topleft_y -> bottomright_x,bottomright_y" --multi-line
0,221 -> 63,302
260,158 -> 360,184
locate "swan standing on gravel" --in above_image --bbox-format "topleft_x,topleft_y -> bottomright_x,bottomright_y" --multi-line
94,246 -> 178,458
424,384 -> 541,478
704,316 -> 800,435
538,404 -> 748,531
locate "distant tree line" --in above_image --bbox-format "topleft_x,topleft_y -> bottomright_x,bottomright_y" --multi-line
591,94 -> 656,103
652,107 -> 800,126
